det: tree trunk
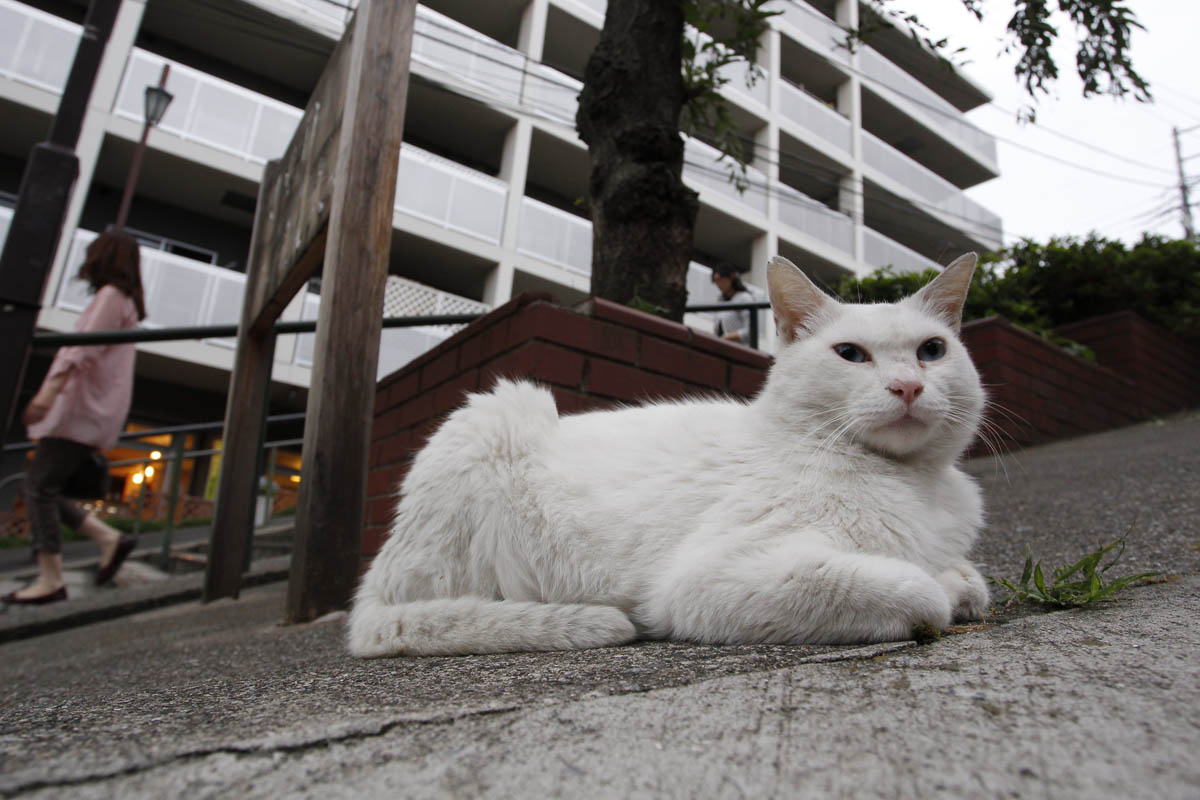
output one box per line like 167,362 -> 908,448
577,0 -> 698,321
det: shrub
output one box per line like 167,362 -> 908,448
830,234 -> 1200,350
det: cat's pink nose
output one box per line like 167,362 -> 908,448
888,380 -> 924,405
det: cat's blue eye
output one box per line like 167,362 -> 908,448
833,343 -> 870,363
918,338 -> 947,362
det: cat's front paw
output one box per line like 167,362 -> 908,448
935,563 -> 989,622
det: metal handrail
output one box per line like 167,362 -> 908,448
30,313 -> 487,348
31,303 -> 771,350
686,301 -> 770,349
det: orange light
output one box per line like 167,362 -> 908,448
150,450 -> 162,460
290,475 -> 301,483
131,472 -> 144,485
144,465 -> 155,478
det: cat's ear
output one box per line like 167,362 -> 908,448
768,255 -> 836,344
905,252 -> 977,333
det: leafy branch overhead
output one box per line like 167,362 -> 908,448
846,0 -> 1150,120
680,1 -> 778,189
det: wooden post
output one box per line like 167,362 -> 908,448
206,0 -> 416,601
286,0 -> 417,623
204,215 -> 278,598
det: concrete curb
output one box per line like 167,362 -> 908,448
0,555 -> 291,644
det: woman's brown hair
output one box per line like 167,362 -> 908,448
78,231 -> 146,320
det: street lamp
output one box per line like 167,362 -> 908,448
114,64 -> 173,232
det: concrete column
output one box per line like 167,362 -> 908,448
484,0 -> 548,307
750,232 -> 779,353
759,28 -> 781,233
40,0 -> 148,318
835,0 -> 865,272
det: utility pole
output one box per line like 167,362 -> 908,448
0,0 -> 123,442
1172,125 -> 1196,241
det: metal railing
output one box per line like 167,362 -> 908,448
2,413 -> 305,569
684,301 -> 771,350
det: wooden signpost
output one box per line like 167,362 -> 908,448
205,0 -> 417,624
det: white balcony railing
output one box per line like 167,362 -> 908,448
863,227 -> 943,275
120,52 -> 508,244
862,130 -> 1002,248
56,229 -> 245,350
396,145 -> 508,244
0,0 -> 79,94
778,80 -> 852,155
774,0 -> 850,66
412,8 -> 531,111
51,226 -> 488,382
684,138 -> 769,217
859,47 -> 998,168
722,58 -> 769,108
517,197 -> 593,275
521,60 -> 583,126
115,49 -> 303,164
777,185 -> 854,255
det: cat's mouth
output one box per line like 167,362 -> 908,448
876,412 -> 929,432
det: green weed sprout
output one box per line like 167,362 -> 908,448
987,539 -> 1158,608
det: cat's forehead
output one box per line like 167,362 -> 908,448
820,301 -> 951,343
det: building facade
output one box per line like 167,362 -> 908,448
0,0 -> 1001,500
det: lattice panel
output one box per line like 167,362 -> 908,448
383,275 -> 489,333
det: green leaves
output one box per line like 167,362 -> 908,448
855,1 -> 1150,103
830,235 -> 1200,353
987,539 -> 1158,608
680,1 -> 779,191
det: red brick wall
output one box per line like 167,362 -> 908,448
364,293 -> 771,563
1055,311 -> 1200,415
961,316 -> 1143,451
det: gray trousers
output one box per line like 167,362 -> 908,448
24,437 -> 91,555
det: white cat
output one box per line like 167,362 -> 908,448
348,254 -> 989,657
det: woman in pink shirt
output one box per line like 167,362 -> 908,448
3,232 -> 145,605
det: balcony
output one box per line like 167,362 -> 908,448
777,184 -> 853,255
774,0 -> 850,67
684,138 -> 769,218
861,130 -> 1002,249
396,145 -> 508,244
54,228 -> 247,352
121,49 -> 509,245
47,225 -> 488,383
115,49 -> 301,165
859,46 -> 998,172
0,0 -> 79,95
778,79 -> 851,156
517,196 -> 592,276
862,227 -> 943,275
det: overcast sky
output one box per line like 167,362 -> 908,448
914,0 -> 1199,247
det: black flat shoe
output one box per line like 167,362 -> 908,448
96,535 -> 136,586
2,586 -> 68,605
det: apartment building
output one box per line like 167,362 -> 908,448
0,0 -> 1001,499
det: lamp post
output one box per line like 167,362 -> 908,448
114,64 -> 173,232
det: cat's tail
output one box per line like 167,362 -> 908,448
346,595 -> 638,658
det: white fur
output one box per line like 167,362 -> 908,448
348,256 -> 988,657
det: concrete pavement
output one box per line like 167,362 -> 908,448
0,413 -> 1196,798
